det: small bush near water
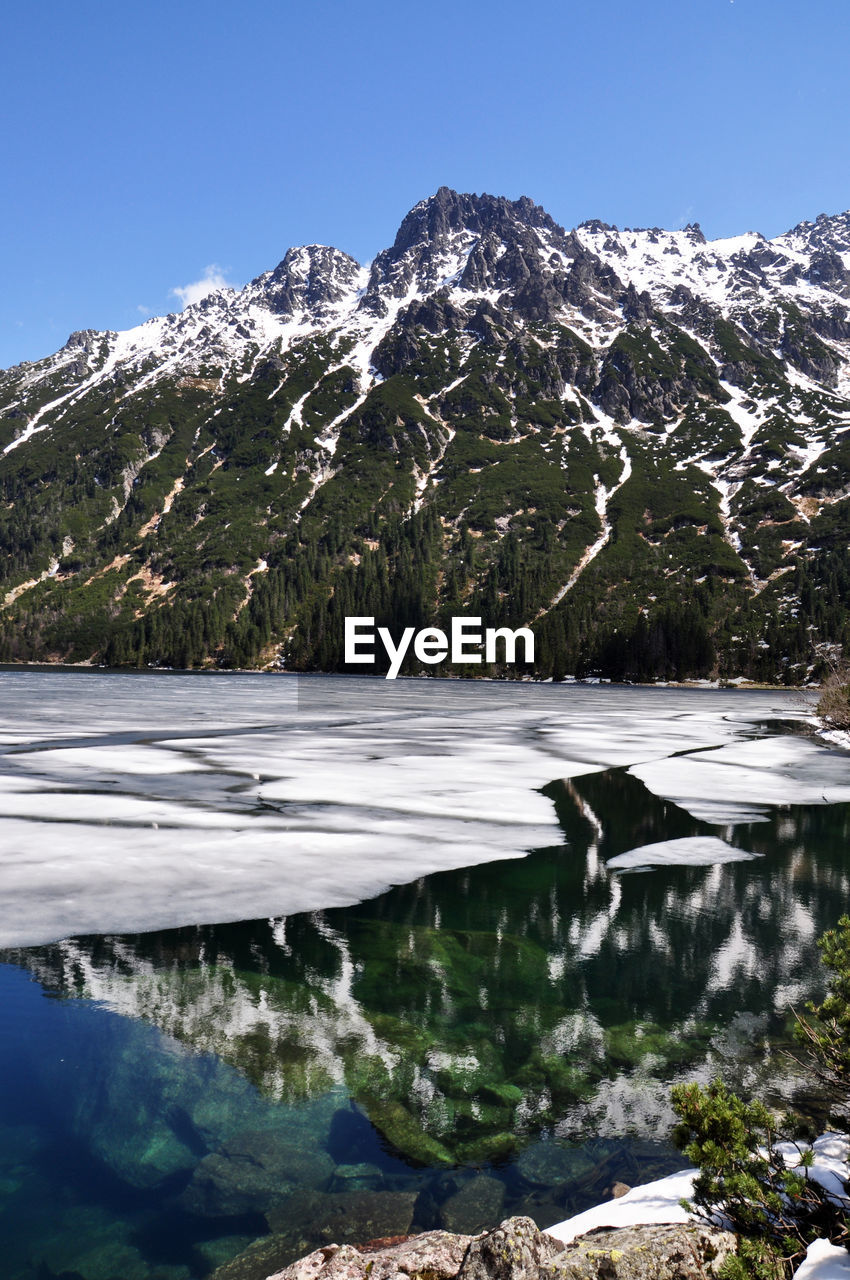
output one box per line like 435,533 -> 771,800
672,917 -> 850,1279
817,665 -> 850,732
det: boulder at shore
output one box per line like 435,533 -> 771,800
257,1214 -> 737,1280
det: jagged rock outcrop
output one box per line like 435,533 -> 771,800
260,247 -> 363,319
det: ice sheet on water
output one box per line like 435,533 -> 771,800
630,736 -> 850,822
607,835 -> 760,871
0,672 -> 825,946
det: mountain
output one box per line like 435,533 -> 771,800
1,187 -> 849,680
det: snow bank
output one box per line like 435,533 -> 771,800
547,1133 -> 850,1256
776,1133 -> 850,1206
546,1168 -> 697,1244
796,1240 -> 850,1280
818,728 -> 850,753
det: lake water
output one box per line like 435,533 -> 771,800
0,672 -> 848,1280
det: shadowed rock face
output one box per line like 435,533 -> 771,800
250,1216 -> 737,1280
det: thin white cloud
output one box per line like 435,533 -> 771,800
171,265 -> 232,309
136,304 -> 150,316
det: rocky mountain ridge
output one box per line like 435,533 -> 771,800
1,187 -> 849,678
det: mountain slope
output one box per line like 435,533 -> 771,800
1,187 -> 849,680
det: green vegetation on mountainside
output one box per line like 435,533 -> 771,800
1,304 -> 849,682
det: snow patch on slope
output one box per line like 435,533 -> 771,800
535,436 -> 632,619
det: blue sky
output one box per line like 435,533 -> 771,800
1,0 -> 848,369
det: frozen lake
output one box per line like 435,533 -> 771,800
0,670 -> 844,947
1,672 -> 849,1280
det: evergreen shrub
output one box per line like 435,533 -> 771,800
672,918 -> 850,1277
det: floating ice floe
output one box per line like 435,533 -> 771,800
606,835 -> 761,871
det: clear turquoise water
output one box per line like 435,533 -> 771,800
2,753 -> 849,1280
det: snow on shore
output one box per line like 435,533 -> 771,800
547,1168 -> 697,1244
819,728 -> 850,753
548,1133 -> 850,1280
796,1240 -> 850,1280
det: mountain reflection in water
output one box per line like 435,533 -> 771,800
2,765 -> 849,1279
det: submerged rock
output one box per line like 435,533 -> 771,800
477,1082 -> 524,1108
213,1231 -> 307,1280
223,1130 -> 336,1187
356,1095 -> 454,1167
440,1175 -> 506,1234
180,1130 -> 335,1217
454,1131 -> 519,1165
211,1188 -> 419,1278
179,1150 -> 295,1217
265,1188 -> 418,1245
198,1233 -> 259,1273
516,1143 -> 596,1189
330,1162 -> 386,1191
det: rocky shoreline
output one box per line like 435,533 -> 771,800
211,1132 -> 850,1280
203,1154 -> 687,1280
257,1216 -> 737,1280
